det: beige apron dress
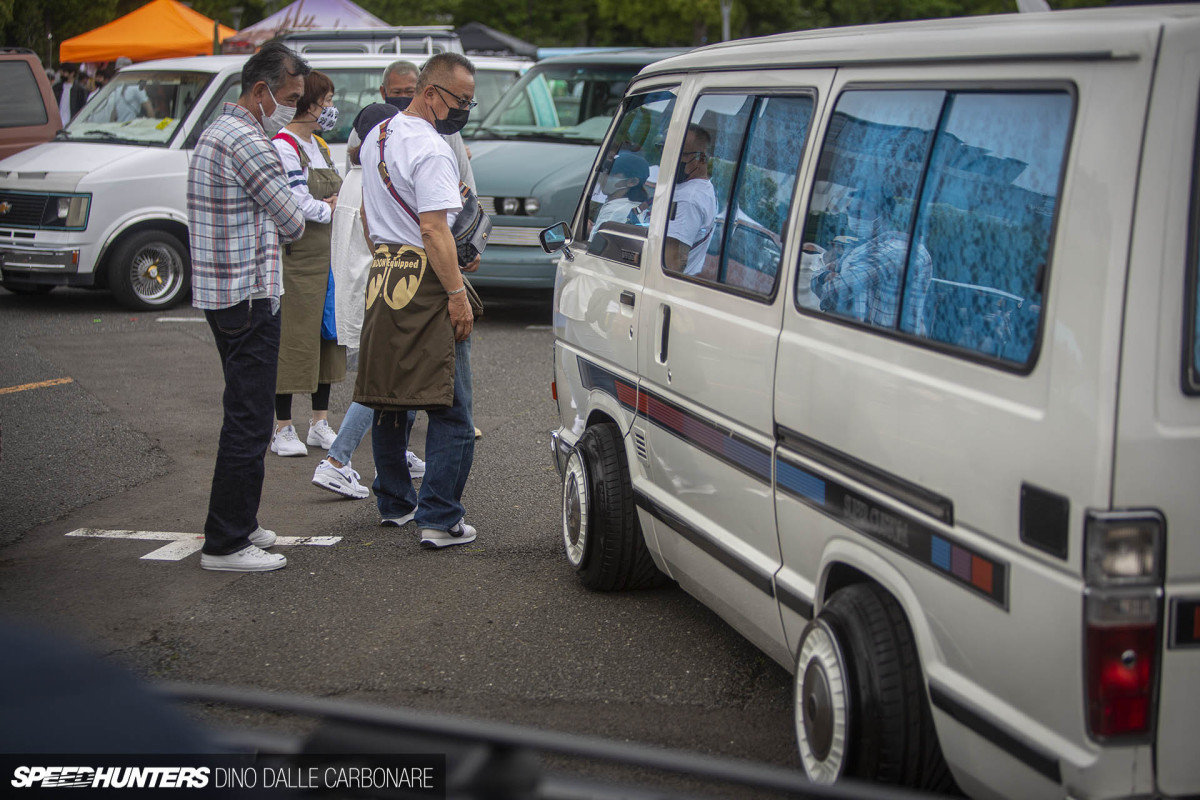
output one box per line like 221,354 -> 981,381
276,133 -> 346,395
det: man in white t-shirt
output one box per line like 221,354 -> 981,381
665,124 -> 718,277
358,53 -> 480,550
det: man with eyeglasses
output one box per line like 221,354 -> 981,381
665,124 -> 717,277
356,53 -> 482,550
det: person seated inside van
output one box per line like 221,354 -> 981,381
591,152 -> 650,236
809,191 -> 933,334
664,124 -> 717,277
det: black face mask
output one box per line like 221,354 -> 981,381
384,96 -> 412,111
675,162 -> 691,184
434,106 -> 470,136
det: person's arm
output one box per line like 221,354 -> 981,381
419,210 -> 472,341
232,134 -> 305,244
272,138 -> 332,223
664,199 -> 700,271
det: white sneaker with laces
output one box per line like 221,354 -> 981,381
248,526 -> 276,548
312,459 -> 369,499
307,419 -> 337,449
271,424 -> 308,457
419,520 -> 477,549
200,544 -> 287,572
406,451 -> 426,478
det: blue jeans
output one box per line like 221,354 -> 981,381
202,299 -> 279,555
372,338 -> 473,530
328,403 -> 414,465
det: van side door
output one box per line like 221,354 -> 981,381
1114,17 -> 1200,796
552,86 -> 680,439
635,73 -> 830,667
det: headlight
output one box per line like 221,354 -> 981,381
496,197 -> 541,216
42,195 -> 90,228
501,197 -> 520,215
523,197 -> 540,215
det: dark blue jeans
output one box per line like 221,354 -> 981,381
372,338 -> 474,531
202,299 -> 280,555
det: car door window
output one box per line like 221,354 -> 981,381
798,88 -> 1072,369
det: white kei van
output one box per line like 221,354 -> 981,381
540,6 -> 1200,800
0,52 -> 523,309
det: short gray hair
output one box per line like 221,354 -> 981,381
241,42 -> 310,97
415,53 -> 475,92
382,60 -> 419,86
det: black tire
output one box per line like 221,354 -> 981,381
2,281 -> 54,295
108,230 -> 190,311
793,583 -> 956,792
561,422 -> 667,591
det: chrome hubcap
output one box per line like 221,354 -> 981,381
562,450 -> 588,568
130,243 -> 182,303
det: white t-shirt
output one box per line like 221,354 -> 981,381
592,197 -> 642,233
272,132 -> 337,224
360,113 -> 461,248
668,177 -> 717,276
58,81 -> 74,125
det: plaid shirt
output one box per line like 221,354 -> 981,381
188,103 -> 304,311
814,231 -> 932,334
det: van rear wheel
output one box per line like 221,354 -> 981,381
561,422 -> 665,591
108,230 -> 190,311
794,583 -> 955,791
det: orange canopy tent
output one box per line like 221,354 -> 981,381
60,0 -> 236,63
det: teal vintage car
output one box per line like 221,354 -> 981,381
465,49 -> 687,289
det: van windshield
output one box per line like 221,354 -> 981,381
468,64 -> 640,145
64,71 -> 212,146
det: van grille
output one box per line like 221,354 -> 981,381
488,226 -> 542,247
0,192 -> 49,228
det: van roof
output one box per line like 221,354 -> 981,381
642,4 -> 1200,77
534,47 -> 691,69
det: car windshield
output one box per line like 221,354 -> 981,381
65,71 -> 212,146
468,64 -> 641,145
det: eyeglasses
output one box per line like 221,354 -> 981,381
433,84 -> 477,111
681,150 -> 707,162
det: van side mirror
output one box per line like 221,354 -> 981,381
538,222 -> 574,261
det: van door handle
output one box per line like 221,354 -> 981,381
659,305 -> 671,364
619,291 -> 636,307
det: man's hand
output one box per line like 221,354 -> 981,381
324,193 -> 338,213
448,290 -> 473,341
462,254 -> 481,273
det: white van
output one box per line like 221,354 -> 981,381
540,6 -> 1200,800
0,53 -> 523,309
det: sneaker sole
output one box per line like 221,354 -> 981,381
312,474 -> 369,499
381,511 -> 416,527
200,555 -> 287,572
419,531 -> 477,549
409,467 -> 426,478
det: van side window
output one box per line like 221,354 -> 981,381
580,89 -> 678,254
1,60 -> 50,127
664,93 -> 814,297
799,89 -> 1072,369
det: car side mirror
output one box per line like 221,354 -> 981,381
539,222 -> 574,261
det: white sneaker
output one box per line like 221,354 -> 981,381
381,506 -> 417,527
419,520 -> 477,549
271,424 -> 308,457
200,544 -> 287,572
406,451 -> 426,478
248,526 -> 276,548
312,459 -> 369,499
307,418 -> 337,449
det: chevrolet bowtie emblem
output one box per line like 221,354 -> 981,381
0,202 -> 11,215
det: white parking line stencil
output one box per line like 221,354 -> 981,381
65,529 -> 341,561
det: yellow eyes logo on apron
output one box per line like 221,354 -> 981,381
366,244 -> 426,311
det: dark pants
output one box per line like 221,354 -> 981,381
202,299 -> 280,555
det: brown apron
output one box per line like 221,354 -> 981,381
276,133 -> 346,395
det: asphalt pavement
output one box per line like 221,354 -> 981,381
0,286 -> 800,795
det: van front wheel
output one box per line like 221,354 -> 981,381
561,423 -> 665,591
794,583 -> 954,791
109,231 -> 190,311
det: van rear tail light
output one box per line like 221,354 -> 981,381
1083,511 -> 1164,740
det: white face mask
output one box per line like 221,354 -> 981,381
316,104 -> 339,131
259,86 -> 296,136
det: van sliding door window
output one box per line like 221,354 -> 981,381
664,93 -> 814,298
581,89 -> 678,259
799,89 -> 1073,369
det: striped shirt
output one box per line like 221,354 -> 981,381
813,231 -> 932,334
187,103 -> 304,311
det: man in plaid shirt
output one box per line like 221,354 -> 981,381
188,43 -> 308,572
